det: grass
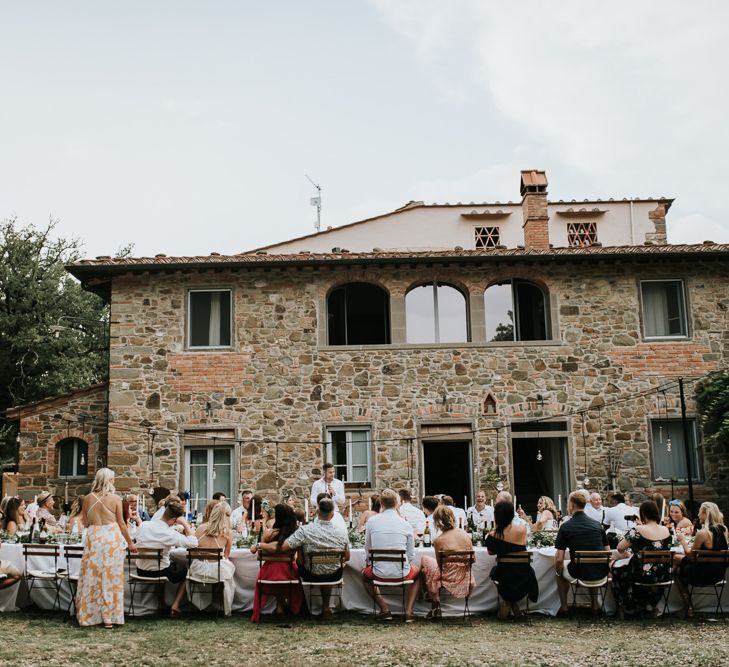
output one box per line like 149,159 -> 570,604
1,611 -> 729,667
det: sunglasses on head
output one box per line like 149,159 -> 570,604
669,500 -> 682,507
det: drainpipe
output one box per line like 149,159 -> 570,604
629,201 -> 635,245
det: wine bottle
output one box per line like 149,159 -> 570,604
29,517 -> 37,543
423,523 -> 431,547
39,519 -> 48,544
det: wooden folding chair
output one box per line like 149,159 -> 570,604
493,550 -> 532,624
684,549 -> 729,621
366,549 -> 415,621
59,545 -> 85,621
126,548 -> 166,617
437,549 -> 476,624
634,550 -> 674,624
300,550 -> 346,618
257,551 -> 300,622
23,544 -> 63,611
186,547 -> 224,617
569,551 -> 611,623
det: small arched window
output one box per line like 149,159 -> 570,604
406,282 -> 469,343
327,283 -> 390,345
485,280 -> 550,342
58,438 -> 88,477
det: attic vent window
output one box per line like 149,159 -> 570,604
474,226 -> 500,249
567,222 -> 598,247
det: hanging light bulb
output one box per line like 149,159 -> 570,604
80,452 -> 86,467
212,468 -> 217,480
584,476 -> 590,487
666,436 -> 672,453
658,424 -> 664,446
536,449 -> 543,461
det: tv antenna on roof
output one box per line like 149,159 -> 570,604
305,174 -> 322,232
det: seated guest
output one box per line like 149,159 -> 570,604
584,493 -> 605,524
135,500 -> 198,618
1,497 -> 29,536
611,500 -> 672,616
195,499 -> 221,538
486,501 -> 537,619
422,495 -> 440,537
152,494 -> 181,521
357,495 -> 380,532
294,507 -> 306,525
212,491 -> 227,502
555,491 -> 610,614
467,490 -> 494,530
67,495 -> 86,533
675,501 -> 729,617
249,504 -> 304,622
189,502 -> 236,616
126,494 -> 150,524
496,491 -> 528,527
35,491 -> 60,532
316,492 -> 347,532
362,488 -> 420,622
602,492 -> 634,530
257,496 -> 350,617
518,496 -> 558,531
231,489 -> 252,529
286,495 -> 297,508
441,496 -> 467,528
420,505 -> 475,620
667,499 -> 693,534
398,489 -> 426,535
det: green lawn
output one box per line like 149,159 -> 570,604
1,612 -> 728,667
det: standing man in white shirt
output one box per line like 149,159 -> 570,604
310,463 -> 346,514
397,489 -> 426,534
135,500 -> 198,617
362,489 -> 420,621
467,489 -> 494,530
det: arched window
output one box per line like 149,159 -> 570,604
58,438 -> 88,477
485,280 -> 550,342
406,282 -> 469,344
327,283 -> 390,345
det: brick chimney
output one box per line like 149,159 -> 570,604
520,169 -> 549,250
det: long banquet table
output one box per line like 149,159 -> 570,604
1,542 -> 726,617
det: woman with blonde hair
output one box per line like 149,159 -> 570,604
68,495 -> 85,533
675,501 -> 728,617
195,499 -> 221,538
75,468 -> 137,628
518,496 -> 558,531
188,501 -> 236,615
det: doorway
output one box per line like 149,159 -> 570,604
511,436 -> 569,518
422,440 -> 472,505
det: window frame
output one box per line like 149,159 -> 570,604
325,426 -> 373,487
405,280 -> 471,344
474,226 -> 501,248
186,288 -> 234,350
183,444 -> 235,514
639,279 -> 689,340
57,438 -> 88,478
648,417 -> 703,483
326,282 -> 391,346
484,279 -> 551,342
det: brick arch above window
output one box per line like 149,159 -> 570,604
48,431 -> 95,479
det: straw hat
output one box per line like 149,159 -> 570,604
37,491 -> 53,506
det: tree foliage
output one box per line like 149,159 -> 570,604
0,218 -> 108,463
696,371 -> 729,449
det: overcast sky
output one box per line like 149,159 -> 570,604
1,1 -> 728,258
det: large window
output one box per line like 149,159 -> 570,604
185,446 -> 234,514
485,280 -> 550,341
58,438 -> 88,477
327,283 -> 390,345
326,428 -> 372,485
641,280 -> 688,338
405,282 -> 469,344
650,419 -> 702,482
188,289 -> 232,348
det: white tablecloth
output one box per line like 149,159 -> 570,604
2,543 -> 727,617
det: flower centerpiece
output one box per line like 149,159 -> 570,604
529,530 -> 557,549
348,526 -> 365,548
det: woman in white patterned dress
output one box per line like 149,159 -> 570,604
75,468 -> 137,628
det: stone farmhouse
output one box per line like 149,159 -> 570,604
6,170 -> 729,513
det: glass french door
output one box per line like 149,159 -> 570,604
185,447 -> 233,515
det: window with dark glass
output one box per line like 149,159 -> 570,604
188,289 -> 232,348
326,428 -> 371,484
484,280 -> 550,341
650,419 -> 702,482
327,283 -> 390,345
405,282 -> 469,344
58,438 -> 88,477
640,280 -> 688,338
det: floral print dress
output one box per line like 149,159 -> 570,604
612,528 -> 672,612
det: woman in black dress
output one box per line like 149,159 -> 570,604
486,501 -> 538,618
611,500 -> 672,616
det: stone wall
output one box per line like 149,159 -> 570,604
12,384 -> 108,502
105,257 -> 729,507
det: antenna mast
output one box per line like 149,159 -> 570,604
305,174 -> 322,232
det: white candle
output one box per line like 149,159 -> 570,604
661,497 -> 667,520
251,498 -> 255,526
194,494 -> 199,514
64,482 -> 68,504
490,499 -> 494,509
558,494 -> 562,512
514,495 -> 517,510
304,498 -> 309,523
464,495 -> 468,510
368,496 -> 372,511
349,498 -> 353,519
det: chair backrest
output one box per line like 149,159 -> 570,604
496,550 -> 533,566
572,550 -> 611,566
639,550 -> 674,566
187,547 -> 223,563
691,549 -> 729,567
23,544 -> 60,558
258,550 -> 296,565
368,548 -> 406,565
306,550 -> 346,571
128,547 -> 163,570
62,545 -> 85,561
